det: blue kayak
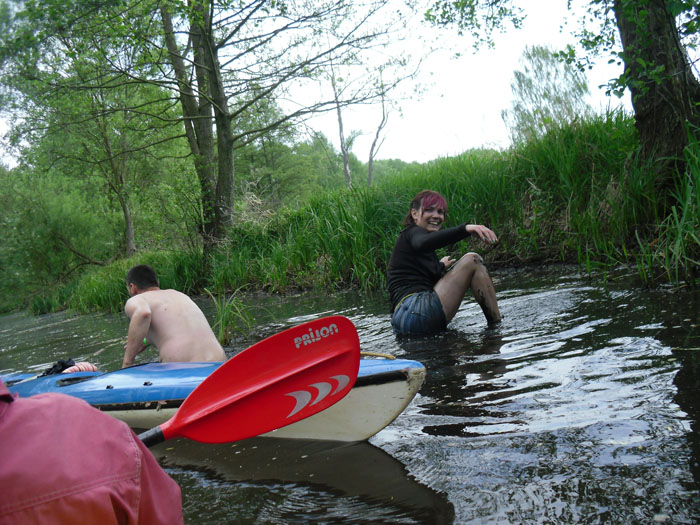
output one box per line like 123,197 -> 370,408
3,358 -> 426,442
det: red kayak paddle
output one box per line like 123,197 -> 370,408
139,315 -> 360,447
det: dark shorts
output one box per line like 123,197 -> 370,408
391,290 -> 447,336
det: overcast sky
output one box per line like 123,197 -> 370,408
309,2 -> 632,163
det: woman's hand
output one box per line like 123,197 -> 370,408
466,224 -> 498,244
440,256 -> 456,270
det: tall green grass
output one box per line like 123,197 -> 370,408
204,287 -> 256,344
210,186 -> 401,293
206,109 -> 696,294
634,128 -> 700,285
66,250 -> 203,314
26,110 -> 698,314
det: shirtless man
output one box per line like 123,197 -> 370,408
122,264 -> 226,368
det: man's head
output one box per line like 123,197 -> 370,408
126,265 -> 159,296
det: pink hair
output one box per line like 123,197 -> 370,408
403,190 -> 447,226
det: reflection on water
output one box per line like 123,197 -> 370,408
1,266 -> 699,523
151,437 -> 454,524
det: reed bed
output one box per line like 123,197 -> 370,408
36,110 -> 699,316
207,110 -> 696,292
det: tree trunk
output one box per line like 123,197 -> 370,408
329,62 -> 352,189
117,108 -> 136,257
368,92 -> 389,186
613,0 -> 700,188
335,99 -> 352,189
161,3 -> 235,261
93,110 -> 136,258
120,197 -> 137,257
161,5 -> 218,260
192,2 -> 235,242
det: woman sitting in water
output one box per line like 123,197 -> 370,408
387,190 -> 501,336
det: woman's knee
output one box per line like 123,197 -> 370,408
455,252 -> 484,268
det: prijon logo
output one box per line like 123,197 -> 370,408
285,374 -> 350,418
293,323 -> 339,348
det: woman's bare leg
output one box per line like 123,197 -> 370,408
434,253 -> 501,325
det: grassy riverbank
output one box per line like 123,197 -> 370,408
28,111 -> 700,314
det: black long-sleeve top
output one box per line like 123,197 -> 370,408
387,223 -> 469,312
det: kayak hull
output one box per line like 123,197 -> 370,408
4,358 -> 425,442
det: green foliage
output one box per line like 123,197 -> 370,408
2,0 -> 418,258
0,129 -> 201,313
66,250 -> 203,314
234,131 -> 351,212
424,0 -> 525,48
0,167 -> 122,308
4,110 -> 699,315
209,184 -> 400,293
503,45 -> 593,144
0,0 -> 202,301
503,109 -> 653,263
368,158 -> 420,181
204,288 -> 256,345
207,111 -> 697,295
635,126 -> 700,284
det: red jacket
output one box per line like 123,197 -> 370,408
0,380 -> 183,524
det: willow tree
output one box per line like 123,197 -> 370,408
426,0 -> 700,188
502,45 -> 593,144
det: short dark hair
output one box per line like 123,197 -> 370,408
126,264 -> 159,289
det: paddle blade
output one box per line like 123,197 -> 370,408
158,315 -> 360,444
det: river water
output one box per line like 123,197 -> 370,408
1,266 -> 699,524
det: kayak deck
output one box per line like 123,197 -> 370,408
5,358 -> 426,442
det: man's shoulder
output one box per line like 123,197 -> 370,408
125,294 -> 148,312
159,289 -> 190,300
140,288 -> 187,299
147,289 -> 196,310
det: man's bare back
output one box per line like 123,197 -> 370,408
123,287 -> 226,368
